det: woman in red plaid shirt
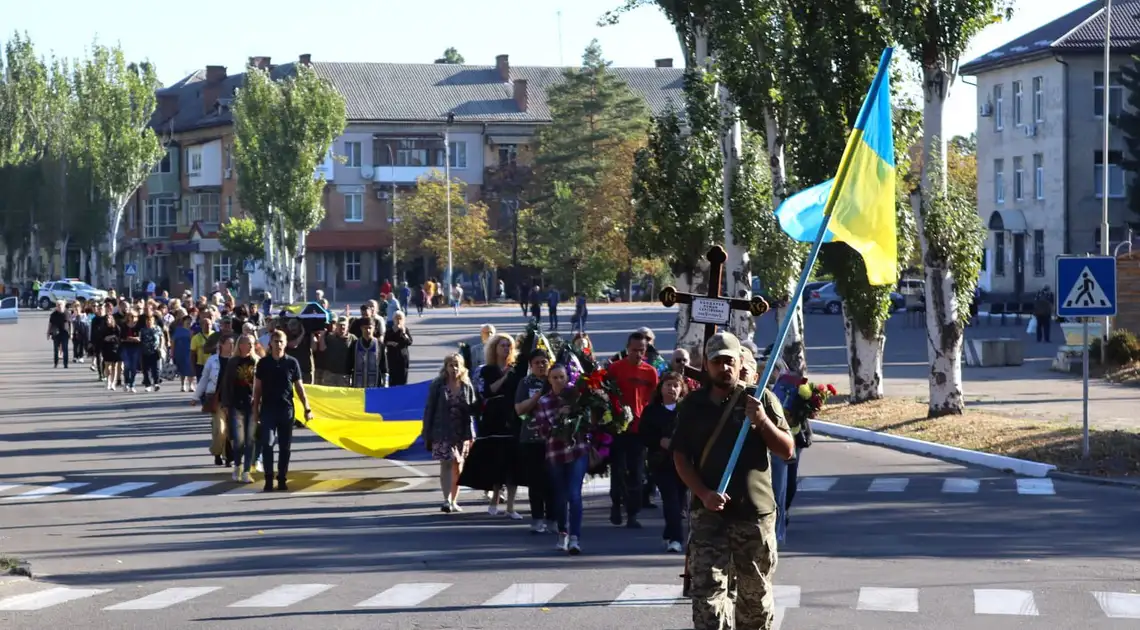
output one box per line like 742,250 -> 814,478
532,363 -> 592,555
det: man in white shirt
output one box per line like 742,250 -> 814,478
451,283 -> 464,315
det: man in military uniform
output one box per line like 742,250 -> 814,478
671,332 -> 795,630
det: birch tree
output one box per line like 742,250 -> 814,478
232,63 -> 346,303
880,0 -> 1012,415
71,43 -> 164,288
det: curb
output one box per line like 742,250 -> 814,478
1047,470 -> 1140,490
811,420 -> 1056,478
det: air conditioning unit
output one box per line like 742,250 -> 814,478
1024,125 -> 1037,137
361,166 -> 375,179
376,189 -> 389,200
979,102 -> 994,117
224,167 -> 232,179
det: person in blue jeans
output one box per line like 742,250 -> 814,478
252,330 -> 314,492
118,310 -> 144,392
532,364 -> 590,555
639,371 -> 690,553
221,334 -> 262,483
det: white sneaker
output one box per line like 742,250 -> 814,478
450,502 -> 463,513
556,533 -> 569,551
232,465 -> 240,481
254,461 -> 263,473
530,521 -> 547,534
488,506 -> 502,516
506,511 -> 523,521
667,540 -> 683,553
240,471 -> 253,484
145,386 -> 153,393
568,535 -> 581,555
128,386 -> 136,393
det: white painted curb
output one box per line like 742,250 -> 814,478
812,420 -> 1057,478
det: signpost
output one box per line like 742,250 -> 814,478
124,263 -> 137,300
659,246 -> 770,381
1055,255 -> 1117,459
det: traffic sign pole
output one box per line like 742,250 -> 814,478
1082,317 -> 1090,459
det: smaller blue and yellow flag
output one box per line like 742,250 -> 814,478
776,48 -> 898,286
294,381 -> 430,461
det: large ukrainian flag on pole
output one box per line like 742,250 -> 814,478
776,48 -> 899,286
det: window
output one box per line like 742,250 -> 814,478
212,255 -> 232,284
344,141 -> 362,168
1095,150 -> 1125,198
994,85 -> 1004,131
396,139 -> 430,166
189,151 -> 202,174
1032,76 -> 1044,122
344,193 -> 363,222
994,232 -> 1006,276
225,196 -> 234,220
498,144 -> 518,167
448,141 -> 467,168
1012,80 -> 1023,126
187,193 -> 220,223
315,254 -> 325,282
1094,71 -> 1123,118
144,196 -> 178,239
994,159 -> 1005,204
1032,153 -> 1044,200
1013,156 -> 1024,200
344,251 -> 361,282
1033,230 -> 1045,277
981,248 -> 987,272
151,150 -> 172,174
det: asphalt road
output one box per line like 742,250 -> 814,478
1,306 -> 1138,630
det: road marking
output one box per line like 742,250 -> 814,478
942,478 -> 981,493
481,583 -> 567,607
868,478 -> 909,492
222,484 -> 264,496
296,479 -> 366,494
355,583 -> 452,608
0,587 -> 111,611
610,584 -> 684,607
797,477 -> 838,492
147,481 -> 223,498
105,586 -> 221,610
228,584 -> 334,608
973,589 -> 1039,616
385,459 -> 430,478
84,482 -> 158,499
1094,591 -> 1140,618
856,587 -> 919,613
1015,479 -> 1055,495
775,585 -> 801,608
3,482 -> 88,501
0,484 -> 23,495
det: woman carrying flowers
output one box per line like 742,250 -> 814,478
532,363 -> 591,555
771,368 -> 835,542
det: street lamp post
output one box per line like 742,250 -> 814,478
444,112 -> 455,291
386,145 -> 398,285
1101,0 -> 1113,362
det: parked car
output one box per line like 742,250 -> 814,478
37,280 -> 108,310
806,282 -> 905,314
0,295 -> 17,324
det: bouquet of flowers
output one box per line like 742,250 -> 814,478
784,378 -> 838,428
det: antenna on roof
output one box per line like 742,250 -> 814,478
557,10 -> 564,65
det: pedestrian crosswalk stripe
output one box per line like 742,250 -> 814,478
775,585 -> 801,609
297,479 -> 368,494
0,484 -> 22,495
3,483 -> 89,501
355,583 -> 452,608
942,478 -> 981,493
856,587 -> 919,613
146,481 -> 222,497
482,583 -> 567,607
868,477 -> 909,492
797,477 -> 839,492
974,589 -> 1039,616
1015,479 -> 1055,495
610,584 -> 684,607
222,484 -> 262,496
228,584 -> 334,608
85,482 -> 157,499
1094,591 -> 1140,618
104,586 -> 221,611
0,587 -> 110,611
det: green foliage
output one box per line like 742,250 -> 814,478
877,0 -> 1013,70
0,32 -> 45,167
737,131 -> 806,301
919,153 -> 986,328
434,47 -> 465,64
1103,329 -> 1140,366
630,70 -> 722,277
1117,55 -> 1140,221
219,217 -> 265,263
394,171 -> 505,273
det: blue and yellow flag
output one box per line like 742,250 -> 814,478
294,381 -> 430,461
776,48 -> 898,286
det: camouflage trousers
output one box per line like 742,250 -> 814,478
689,509 -> 778,630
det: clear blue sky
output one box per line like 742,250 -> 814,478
12,0 -> 1086,139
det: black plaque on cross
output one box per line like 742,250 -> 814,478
659,246 -> 770,381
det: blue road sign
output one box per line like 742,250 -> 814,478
244,259 -> 256,273
1056,256 -> 1116,317
124,263 -> 138,277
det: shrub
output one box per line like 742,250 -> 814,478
1105,329 -> 1140,366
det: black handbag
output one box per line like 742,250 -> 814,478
794,418 -> 814,449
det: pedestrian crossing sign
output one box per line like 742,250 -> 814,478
1055,256 -> 1116,317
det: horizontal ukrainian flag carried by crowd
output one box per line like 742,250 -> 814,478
294,382 -> 431,461
775,48 -> 899,286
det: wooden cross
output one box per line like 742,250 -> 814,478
659,246 -> 770,381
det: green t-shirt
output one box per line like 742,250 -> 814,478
670,385 -> 791,520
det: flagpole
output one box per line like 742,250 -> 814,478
716,47 -> 895,495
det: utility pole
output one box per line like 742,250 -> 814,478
444,112 -> 455,290
386,144 -> 398,284
1101,0 -> 1113,363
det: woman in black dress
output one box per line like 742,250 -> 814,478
458,332 -> 521,516
384,311 -> 413,386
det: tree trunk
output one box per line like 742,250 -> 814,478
293,229 -> 307,302
675,263 -> 709,363
79,249 -> 88,284
764,107 -> 807,374
88,248 -> 99,288
58,235 -> 70,279
103,198 -> 125,289
842,303 -> 885,402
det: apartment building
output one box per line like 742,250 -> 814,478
962,0 -> 1140,297
130,53 -> 683,300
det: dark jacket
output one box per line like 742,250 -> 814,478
639,401 -> 679,471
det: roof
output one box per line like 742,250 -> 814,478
155,60 -> 685,133
960,0 -> 1139,75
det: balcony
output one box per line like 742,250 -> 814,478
484,164 -> 533,193
372,165 -> 445,185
